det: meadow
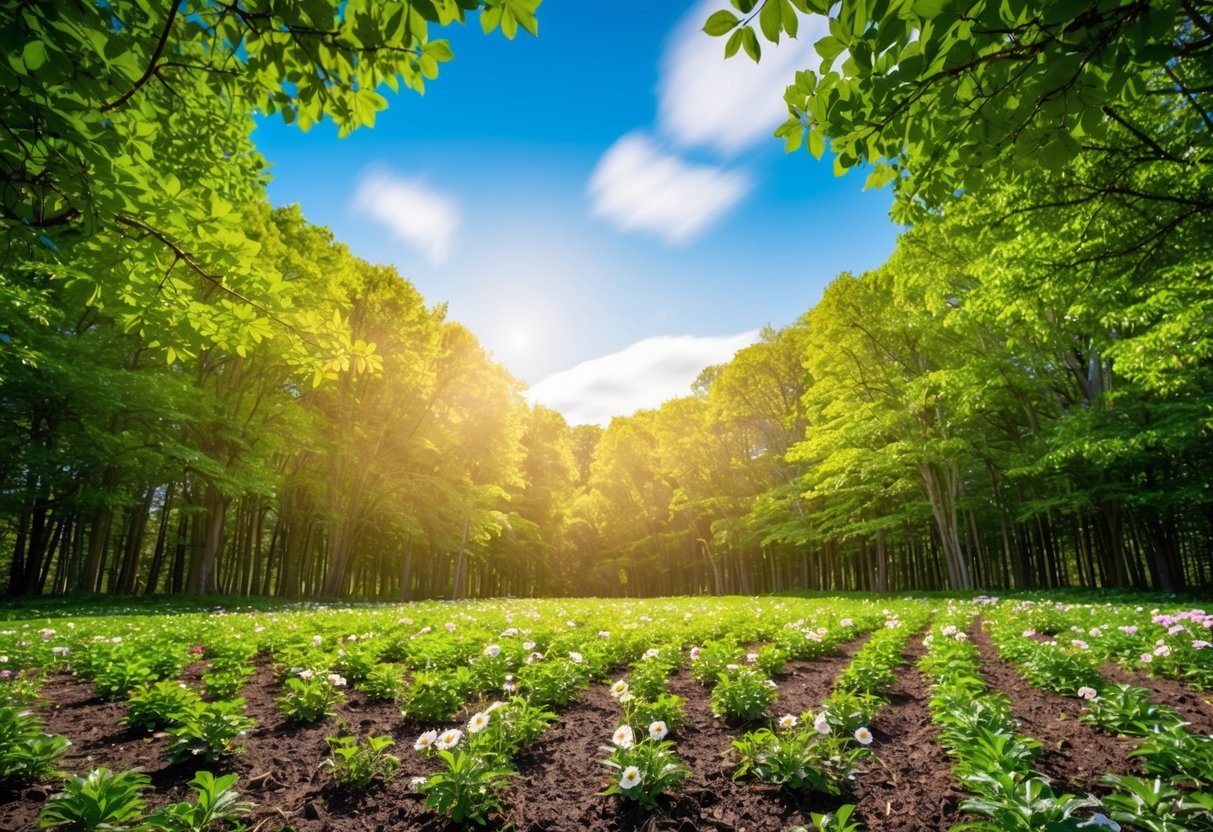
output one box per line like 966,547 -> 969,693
3,594 -> 1213,831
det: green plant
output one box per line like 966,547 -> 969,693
358,664 -> 404,702
690,641 -> 738,684
1081,684 -> 1182,735
400,671 -> 463,723
164,699 -> 254,763
755,644 -> 788,677
0,704 -> 70,784
277,673 -> 345,723
334,647 -> 378,684
627,659 -> 670,700
601,737 -> 689,809
201,667 -> 253,700
38,768 -> 150,831
515,658 -> 589,708
122,681 -> 201,731
732,728 -> 867,794
1131,723 -> 1213,786
811,803 -> 865,832
467,698 -> 556,761
418,750 -> 514,825
956,771 -> 1097,832
710,667 -> 777,723
624,693 -> 687,734
91,656 -> 157,701
142,771 -> 254,832
320,734 -> 401,789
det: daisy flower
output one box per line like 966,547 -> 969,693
610,680 -> 629,698
619,766 -> 643,790
435,728 -> 463,750
779,714 -> 798,730
649,720 -> 668,740
1077,686 -> 1098,700
814,714 -> 830,734
468,711 -> 490,733
612,725 -> 635,748
854,726 -> 873,745
415,730 -> 437,752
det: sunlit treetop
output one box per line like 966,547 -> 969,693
705,0 -> 1212,222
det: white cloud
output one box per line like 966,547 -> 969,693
587,132 -> 750,244
528,330 -> 761,426
351,167 -> 459,266
657,0 -> 825,156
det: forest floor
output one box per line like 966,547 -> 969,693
4,633 -> 1211,832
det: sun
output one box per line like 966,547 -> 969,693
508,329 -> 531,352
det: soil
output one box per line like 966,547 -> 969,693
6,626 -> 1189,832
970,622 -> 1141,794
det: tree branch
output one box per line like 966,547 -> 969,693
101,1 -> 182,113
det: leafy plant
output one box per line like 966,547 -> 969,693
359,663 -> 405,702
601,737 -> 689,809
122,681 -> 201,731
400,671 -> 463,723
957,771 -> 1097,832
1081,684 -> 1182,735
467,698 -> 556,761
38,768 -> 150,831
164,699 -> 254,763
320,733 -> 400,789
142,771 -> 254,832
811,803 -> 864,832
732,728 -> 867,795
278,674 -> 345,723
624,693 -> 687,735
418,750 -> 514,825
710,667 -> 777,723
91,656 -> 157,701
201,667 -> 253,700
0,704 -> 70,784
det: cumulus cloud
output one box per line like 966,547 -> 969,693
587,132 -> 750,244
528,330 -> 761,426
351,167 -> 459,265
657,0 -> 825,156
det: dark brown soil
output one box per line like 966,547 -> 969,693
852,637 -> 970,832
1099,662 -> 1213,734
771,635 -> 869,719
971,623 -> 1141,793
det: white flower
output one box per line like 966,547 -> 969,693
311,635 -> 322,647
814,714 -> 830,734
619,765 -> 643,790
39,629 -> 55,641
612,725 -> 635,748
941,625 -> 958,637
410,775 -> 428,793
1154,644 -> 1171,657
526,651 -> 544,664
1022,629 -> 1036,638
1141,652 -> 1153,664
1071,640 -> 1088,650
445,622 -> 456,632
643,648 -> 659,660
746,652 -> 759,664
484,644 -> 501,658
568,651 -> 583,664
1077,813 -> 1121,830
415,730 -> 437,751
1077,686 -> 1098,701
725,663 -> 740,672
523,641 -> 535,650
689,647 -> 701,660
649,721 -> 668,740
619,691 -> 635,704
598,631 -> 610,639
298,669 -> 314,681
326,673 -> 347,687
435,728 -> 462,750
779,714 -> 798,730
840,618 -> 853,628
51,647 -> 69,656
610,680 -> 629,698
854,727 -> 873,745
468,711 -> 490,733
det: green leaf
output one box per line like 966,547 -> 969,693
741,26 -> 762,62
22,40 -> 48,71
704,10 -> 741,37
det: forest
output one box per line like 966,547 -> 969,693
1,0 -> 1211,600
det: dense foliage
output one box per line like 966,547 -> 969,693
2,1 -> 1209,598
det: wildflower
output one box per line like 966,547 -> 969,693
1154,644 -> 1172,657
643,648 -> 659,660
468,711 -> 490,733
612,725 -> 635,749
610,680 -> 629,698
298,669 -> 314,681
619,692 -> 635,704
619,766 -> 643,790
689,647 -> 701,660
311,635 -> 322,647
568,651 -> 583,664
190,645 -> 205,655
726,663 -> 740,672
1141,652 -> 1153,664
526,651 -> 544,664
435,728 -> 462,750
598,631 -> 610,639
840,618 -> 853,628
1194,641 -> 1211,650
1022,629 -> 1036,638
1077,814 -> 1121,830
649,720 -> 668,740
410,776 -> 428,793
51,646 -> 69,657
39,629 -> 55,641
398,617 -> 414,626
779,714 -> 798,730
854,727 -> 874,745
327,673 -> 347,687
941,625 -> 958,637
1119,625 -> 1138,635
1077,686 -> 1098,700
417,626 -> 432,636
484,644 -> 501,658
814,714 -> 830,734
503,676 -> 517,693
746,653 -> 759,664
415,730 -> 438,751
1071,640 -> 1088,650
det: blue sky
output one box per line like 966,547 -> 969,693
253,1 -> 900,425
